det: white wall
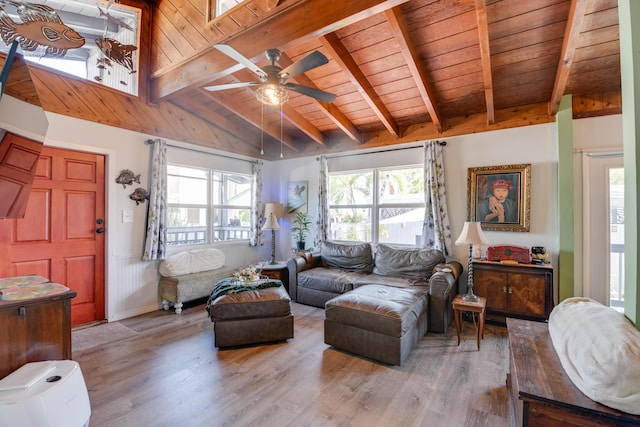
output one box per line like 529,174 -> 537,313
1,94 -> 625,320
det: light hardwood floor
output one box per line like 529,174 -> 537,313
73,302 -> 512,427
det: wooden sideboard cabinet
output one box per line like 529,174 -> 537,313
472,261 -> 553,322
0,289 -> 76,379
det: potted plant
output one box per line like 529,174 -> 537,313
291,211 -> 312,250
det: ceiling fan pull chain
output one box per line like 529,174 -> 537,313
280,103 -> 284,159
261,102 -> 265,155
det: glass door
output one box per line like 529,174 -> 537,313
583,153 -> 624,308
609,167 -> 624,311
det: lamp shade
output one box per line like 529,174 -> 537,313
264,203 -> 284,220
455,222 -> 489,245
262,213 -> 281,231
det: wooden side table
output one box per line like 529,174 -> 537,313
257,261 -> 289,293
452,294 -> 486,351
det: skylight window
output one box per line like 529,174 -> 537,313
0,0 -> 140,95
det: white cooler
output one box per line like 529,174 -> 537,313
0,360 -> 91,427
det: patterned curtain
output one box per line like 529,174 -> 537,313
249,160 -> 264,247
421,140 -> 452,255
142,139 -> 167,260
314,155 -> 330,246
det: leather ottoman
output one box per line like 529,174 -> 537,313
209,285 -> 293,347
324,284 -> 429,365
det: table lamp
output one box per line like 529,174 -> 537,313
455,221 -> 489,302
262,203 -> 284,264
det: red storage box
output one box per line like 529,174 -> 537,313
487,245 -> 530,264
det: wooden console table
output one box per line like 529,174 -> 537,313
0,278 -> 76,379
507,317 -> 640,426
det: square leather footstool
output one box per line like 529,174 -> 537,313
209,285 -> 293,347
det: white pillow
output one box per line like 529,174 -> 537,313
159,249 -> 225,277
548,297 -> 640,415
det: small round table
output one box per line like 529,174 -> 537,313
452,294 -> 486,351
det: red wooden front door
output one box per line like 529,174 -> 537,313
0,146 -> 106,326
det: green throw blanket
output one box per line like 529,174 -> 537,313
205,277 -> 282,313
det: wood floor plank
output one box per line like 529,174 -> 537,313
73,302 -> 510,427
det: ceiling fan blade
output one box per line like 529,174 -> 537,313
214,44 -> 267,80
285,83 -> 336,103
279,51 -> 329,81
204,81 -> 259,92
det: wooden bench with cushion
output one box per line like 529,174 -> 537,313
158,249 -> 236,314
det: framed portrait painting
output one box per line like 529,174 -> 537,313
467,164 -> 531,232
287,180 -> 308,213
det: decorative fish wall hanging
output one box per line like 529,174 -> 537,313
0,1 -> 85,57
116,169 -> 141,189
97,6 -> 134,32
95,37 -> 137,75
129,187 -> 149,206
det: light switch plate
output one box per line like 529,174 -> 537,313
122,209 -> 134,223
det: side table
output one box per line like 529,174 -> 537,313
452,294 -> 486,350
257,261 -> 289,293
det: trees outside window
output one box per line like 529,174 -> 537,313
329,166 -> 424,245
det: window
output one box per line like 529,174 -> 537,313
167,165 -> 253,246
216,0 -> 246,16
329,166 -> 424,246
0,0 -> 140,95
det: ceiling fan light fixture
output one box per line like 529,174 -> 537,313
255,83 -> 289,106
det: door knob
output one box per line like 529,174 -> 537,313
96,227 -> 105,234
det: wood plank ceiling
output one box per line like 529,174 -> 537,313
2,0 -> 622,160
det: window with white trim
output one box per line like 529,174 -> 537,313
0,0 -> 140,95
329,165 -> 424,245
216,0 -> 246,17
167,164 -> 253,246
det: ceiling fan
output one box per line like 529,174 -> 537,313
204,44 -> 336,105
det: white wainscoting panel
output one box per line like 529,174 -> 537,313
108,256 -> 161,321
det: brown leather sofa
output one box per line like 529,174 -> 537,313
287,241 -> 462,333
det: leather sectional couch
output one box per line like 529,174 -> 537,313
287,241 -> 462,333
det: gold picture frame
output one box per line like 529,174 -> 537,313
467,164 -> 531,232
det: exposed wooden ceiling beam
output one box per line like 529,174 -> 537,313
475,0 -> 495,125
291,102 -> 557,158
385,6 -> 444,133
171,94 -> 259,146
279,52 -> 362,142
151,0 -> 410,102
320,32 -> 400,138
200,89 -> 300,152
280,104 -> 326,145
548,0 -> 589,116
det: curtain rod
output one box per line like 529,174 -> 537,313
145,139 -> 257,164
316,140 -> 446,160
